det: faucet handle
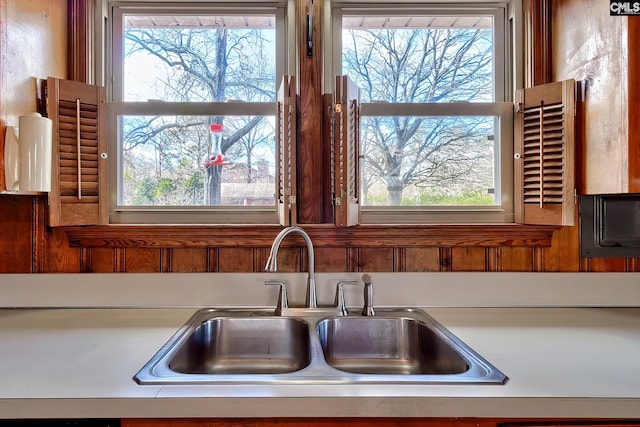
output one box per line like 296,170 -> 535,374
334,280 -> 359,316
265,280 -> 289,315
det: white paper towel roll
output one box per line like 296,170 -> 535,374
19,112 -> 52,192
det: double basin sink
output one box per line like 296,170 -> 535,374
134,307 -> 507,385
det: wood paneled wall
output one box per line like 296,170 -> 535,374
1,0 -> 639,275
1,195 -> 637,274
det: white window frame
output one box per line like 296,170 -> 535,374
328,1 -> 522,224
106,2 -> 290,224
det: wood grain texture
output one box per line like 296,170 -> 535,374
485,247 -> 499,272
0,122 -> 6,192
172,248 -> 208,272
403,248 -> 441,272
61,224 -> 558,248
542,219 -> 581,272
32,193 -> 47,272
46,226 -> 81,272
354,247 -> 395,272
276,76 -> 296,226
121,420 -> 640,427
67,0 -> 93,83
322,94 -> 334,222
296,0 -> 326,223
123,419 -> 640,427
552,0 -> 629,194
524,0 -> 552,87
218,247 -> 256,272
124,248 -> 161,272
451,247 -> 488,271
47,77 -> 108,226
0,195 -> 33,272
584,257 -> 628,272
499,247 -> 534,272
514,80 -> 576,226
629,16 -> 640,192
88,247 -> 117,272
122,418 -> 502,427
208,248 -> 219,273
0,205 -> 637,272
501,424 -> 640,427
314,246 -> 348,272
263,246 -> 303,273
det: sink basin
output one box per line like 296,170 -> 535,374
134,307 -> 507,385
170,317 -> 310,374
317,317 -> 469,375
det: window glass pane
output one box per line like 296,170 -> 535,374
119,115 -> 276,207
342,15 -> 494,102
123,14 -> 277,102
361,116 -> 496,206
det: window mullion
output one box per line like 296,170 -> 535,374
361,102 -> 512,117
109,102 -> 277,117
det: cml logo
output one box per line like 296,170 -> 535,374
610,1 -> 640,15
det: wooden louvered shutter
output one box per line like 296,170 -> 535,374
276,76 -> 296,226
514,79 -> 576,226
47,77 -> 108,226
333,75 -> 361,227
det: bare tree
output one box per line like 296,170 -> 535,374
123,24 -> 275,205
224,117 -> 275,183
343,26 -> 494,205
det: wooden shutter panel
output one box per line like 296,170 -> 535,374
514,79 -> 576,226
334,75 -> 361,227
47,77 -> 108,226
276,76 -> 296,226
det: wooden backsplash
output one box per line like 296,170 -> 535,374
1,195 -> 636,274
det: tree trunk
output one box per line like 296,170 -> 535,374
388,184 -> 403,205
387,155 -> 404,205
205,165 -> 223,205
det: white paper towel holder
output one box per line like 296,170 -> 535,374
18,112 -> 53,193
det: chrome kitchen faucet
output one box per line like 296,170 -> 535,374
265,226 -> 317,308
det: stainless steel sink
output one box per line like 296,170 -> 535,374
317,317 -> 469,375
134,307 -> 507,385
169,317 -> 310,375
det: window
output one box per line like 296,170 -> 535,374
330,2 -> 521,223
109,3 -> 287,224
95,0 -> 526,227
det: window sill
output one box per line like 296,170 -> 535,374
62,223 -> 559,248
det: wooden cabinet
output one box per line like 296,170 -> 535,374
501,424 -> 640,427
551,0 -> 640,194
122,420 -> 640,427
122,419 -> 499,427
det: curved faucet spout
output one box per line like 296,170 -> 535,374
265,226 -> 317,308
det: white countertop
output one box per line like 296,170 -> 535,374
1,306 -> 640,419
